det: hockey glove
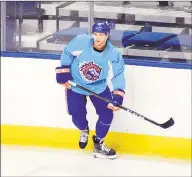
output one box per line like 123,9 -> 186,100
55,65 -> 72,89
107,89 -> 125,111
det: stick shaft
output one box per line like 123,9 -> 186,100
68,81 -> 172,128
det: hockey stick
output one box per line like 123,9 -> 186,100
68,81 -> 174,129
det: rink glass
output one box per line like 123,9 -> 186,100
1,1 -> 191,63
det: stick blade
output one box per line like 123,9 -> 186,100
160,118 -> 174,129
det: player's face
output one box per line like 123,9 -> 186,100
92,32 -> 108,50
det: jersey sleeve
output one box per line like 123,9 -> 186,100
110,51 -> 126,92
60,35 -> 80,66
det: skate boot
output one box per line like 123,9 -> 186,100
92,135 -> 116,159
79,126 -> 89,149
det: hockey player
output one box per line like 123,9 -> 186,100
55,20 -> 125,159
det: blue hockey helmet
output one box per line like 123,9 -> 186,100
92,20 -> 110,35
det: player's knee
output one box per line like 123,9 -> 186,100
99,109 -> 113,125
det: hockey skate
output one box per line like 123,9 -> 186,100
79,126 -> 89,149
92,135 -> 116,159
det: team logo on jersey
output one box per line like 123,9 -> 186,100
79,61 -> 102,82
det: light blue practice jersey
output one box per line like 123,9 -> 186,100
60,34 -> 125,95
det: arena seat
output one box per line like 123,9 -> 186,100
122,32 -> 177,48
16,2 -> 45,16
157,35 -> 192,51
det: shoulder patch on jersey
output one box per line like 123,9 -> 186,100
71,50 -> 83,57
79,61 -> 102,82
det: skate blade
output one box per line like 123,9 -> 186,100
93,152 -> 116,160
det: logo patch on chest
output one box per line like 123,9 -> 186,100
79,61 -> 102,82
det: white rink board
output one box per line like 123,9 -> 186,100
1,57 -> 191,139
